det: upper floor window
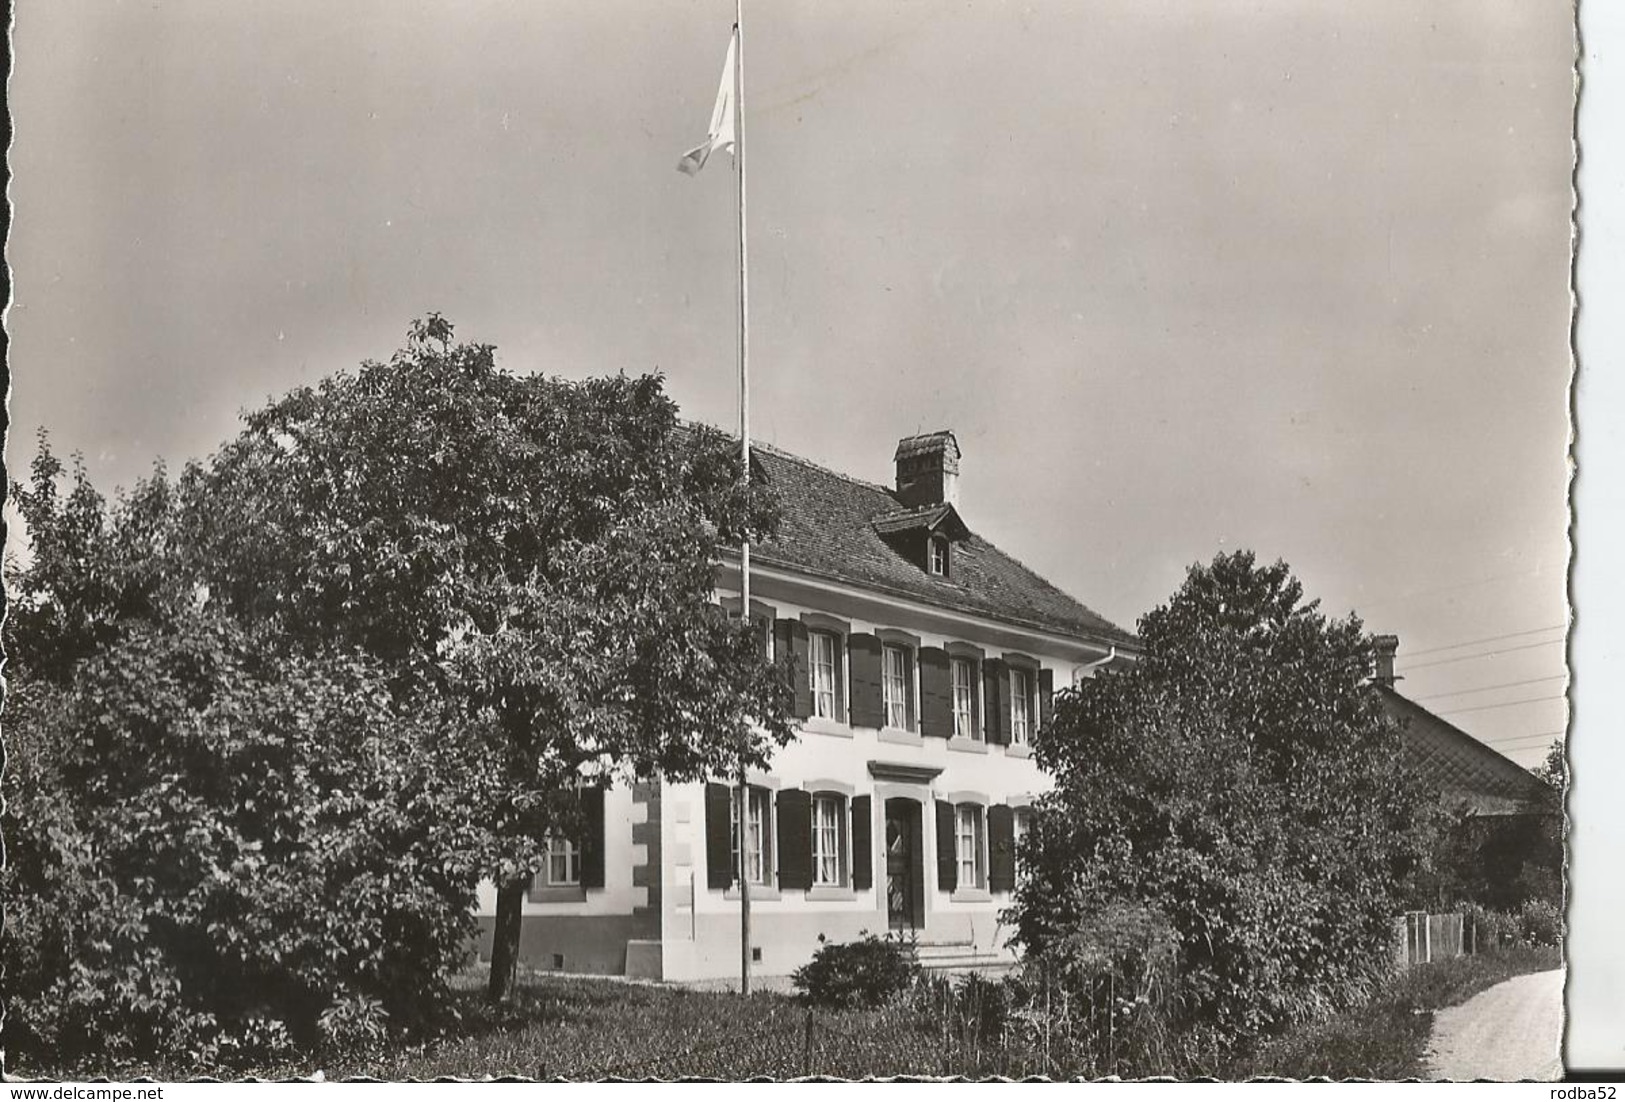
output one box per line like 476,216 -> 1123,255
730,786 -> 774,887
810,631 -> 840,720
928,536 -> 949,576
952,657 -> 979,740
883,644 -> 912,729
725,606 -> 772,659
811,793 -> 847,887
956,803 -> 986,889
1010,667 -> 1034,745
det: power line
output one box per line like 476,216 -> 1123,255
1436,693 -> 1568,718
1397,624 -> 1567,661
1483,727 -> 1567,742
1414,675 -> 1569,702
1481,730 -> 1567,746
1398,638 -> 1567,672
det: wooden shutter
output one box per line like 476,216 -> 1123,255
847,632 -> 885,729
778,618 -> 812,719
851,796 -> 873,890
704,782 -> 734,890
988,803 -> 1015,893
983,659 -> 1008,745
918,646 -> 952,738
776,788 -> 813,890
833,635 -> 847,720
935,799 -> 958,893
580,784 -> 607,889
1038,668 -> 1055,733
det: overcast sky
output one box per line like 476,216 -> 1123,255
7,0 -> 1574,765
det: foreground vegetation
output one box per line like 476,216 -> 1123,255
2,318 -> 793,1065
11,944 -> 1560,1082
1235,946 -> 1563,1080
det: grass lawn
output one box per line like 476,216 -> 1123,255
293,971 -> 953,1081
1230,946 -> 1563,1081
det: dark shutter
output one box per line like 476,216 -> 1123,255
988,804 -> 1015,893
935,800 -> 958,893
704,782 -> 734,889
918,646 -> 952,738
848,632 -> 885,729
984,659 -> 1007,745
777,788 -> 813,890
580,784 -> 607,889
1038,668 -> 1055,734
833,635 -> 847,720
778,618 -> 812,719
851,796 -> 873,890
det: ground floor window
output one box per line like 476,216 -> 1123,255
1012,809 -> 1032,882
544,835 -> 580,886
956,804 -> 985,889
731,786 -> 774,886
812,793 -> 846,886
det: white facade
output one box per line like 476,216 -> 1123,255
471,432 -> 1132,982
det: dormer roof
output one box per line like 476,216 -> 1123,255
870,503 -> 971,541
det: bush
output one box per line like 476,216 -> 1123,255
1461,900 -> 1564,953
1022,902 -> 1184,1075
1515,898 -> 1563,948
792,932 -> 921,1009
1,616 -> 482,1071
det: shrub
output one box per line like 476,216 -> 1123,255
792,932 -> 921,1009
1021,902 -> 1184,1075
1460,900 -> 1563,953
1,616 -> 482,1070
1515,898 -> 1563,948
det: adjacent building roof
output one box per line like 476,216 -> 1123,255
1379,685 -> 1550,816
743,440 -> 1134,646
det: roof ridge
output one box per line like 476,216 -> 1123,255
679,418 -> 895,500
736,432 -> 899,497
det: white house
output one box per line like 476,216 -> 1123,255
472,430 -> 1136,982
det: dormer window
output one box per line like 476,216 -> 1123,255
928,536 -> 949,577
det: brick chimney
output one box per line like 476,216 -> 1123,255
894,431 -> 961,508
1372,634 -> 1401,687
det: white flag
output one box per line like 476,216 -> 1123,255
677,29 -> 738,176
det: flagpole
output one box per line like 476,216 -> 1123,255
734,0 -> 753,1000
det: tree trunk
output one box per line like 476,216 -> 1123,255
488,702 -> 538,1005
487,875 -> 527,1004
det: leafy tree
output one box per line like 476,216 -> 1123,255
1010,551 -> 1432,1042
185,317 -> 795,1001
3,450 -> 479,1069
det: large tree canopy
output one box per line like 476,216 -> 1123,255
181,316 -> 795,998
3,317 -> 798,1066
1010,551 -> 1432,1041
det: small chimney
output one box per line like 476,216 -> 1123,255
1372,634 -> 1401,687
894,431 -> 961,508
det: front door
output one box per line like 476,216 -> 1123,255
885,801 -> 919,932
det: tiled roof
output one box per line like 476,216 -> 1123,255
740,439 -> 1134,645
1379,686 -> 1549,816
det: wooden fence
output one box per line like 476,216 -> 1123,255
1394,910 -> 1466,967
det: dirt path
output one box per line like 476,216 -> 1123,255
1425,968 -> 1565,1081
